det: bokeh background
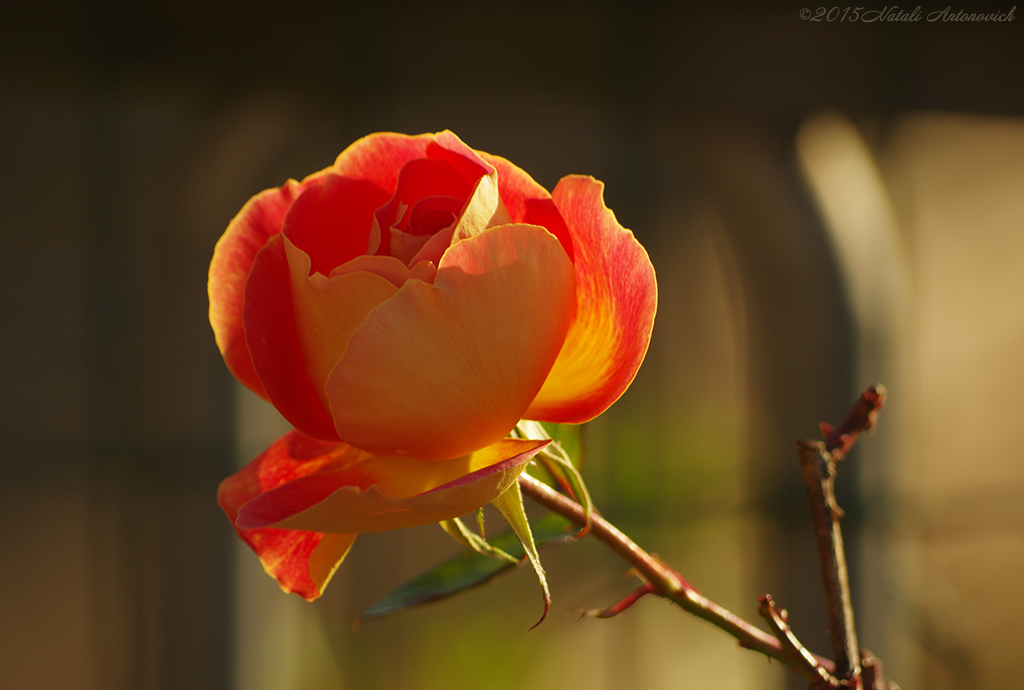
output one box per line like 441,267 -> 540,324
3,3 -> 1023,689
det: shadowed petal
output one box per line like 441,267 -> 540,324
238,438 -> 549,534
244,235 -> 341,441
478,152 -> 574,263
327,255 -> 438,287
282,175 -> 391,276
374,159 -> 473,235
209,177 -> 324,399
402,133 -> 504,267
403,166 -> 503,267
525,175 -> 657,423
428,131 -> 491,184
326,224 -> 576,460
407,196 -> 464,236
218,431 -> 359,600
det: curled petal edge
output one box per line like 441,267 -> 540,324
209,176 -> 326,399
237,438 -> 550,534
218,429 -> 357,601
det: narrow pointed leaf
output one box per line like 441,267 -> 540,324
537,455 -> 593,537
493,480 -> 550,629
439,517 -> 517,563
541,421 -> 586,469
359,512 -> 572,622
518,420 -> 593,535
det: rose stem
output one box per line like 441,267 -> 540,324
517,472 -> 837,682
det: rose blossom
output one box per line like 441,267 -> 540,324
209,131 -> 656,598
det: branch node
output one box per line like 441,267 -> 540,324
758,595 -> 842,688
861,649 -> 900,690
821,385 -> 885,457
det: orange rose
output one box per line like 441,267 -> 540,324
210,131 -> 656,599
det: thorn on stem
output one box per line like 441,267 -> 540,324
620,567 -> 642,582
580,583 -> 656,619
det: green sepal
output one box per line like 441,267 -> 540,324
358,512 -> 573,624
492,479 -> 550,629
517,421 -> 594,534
541,421 -> 585,469
439,517 -> 517,563
476,507 -> 486,539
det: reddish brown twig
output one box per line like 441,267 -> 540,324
820,385 -> 885,458
800,440 -> 860,678
517,474 -> 837,676
516,385 -> 898,688
800,385 -> 886,681
759,595 -> 843,688
861,649 -> 900,690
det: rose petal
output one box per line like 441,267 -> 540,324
478,152 -> 574,263
525,175 -> 657,423
371,157 -> 476,261
427,131 -> 492,184
282,174 -> 391,276
403,165 -> 503,266
244,235 -> 341,441
334,131 -> 498,257
237,438 -> 549,534
394,133 -> 506,267
326,224 -> 576,460
218,430 -> 359,600
331,132 -> 434,192
209,178 -> 322,399
446,138 -> 503,245
284,236 -> 400,409
407,196 -> 463,236
374,159 -> 473,234
327,255 -> 438,287
388,230 -> 432,266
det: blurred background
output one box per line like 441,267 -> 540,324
2,2 -> 1023,689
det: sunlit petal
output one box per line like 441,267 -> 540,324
525,175 -> 657,423
284,236 -> 399,407
326,224 -> 575,460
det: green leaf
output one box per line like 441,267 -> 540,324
492,480 -> 550,629
358,512 -> 573,624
